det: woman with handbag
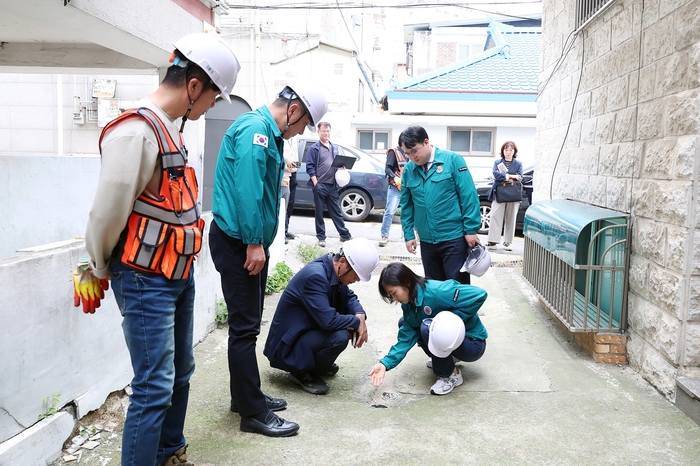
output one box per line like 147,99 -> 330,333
486,141 -> 523,251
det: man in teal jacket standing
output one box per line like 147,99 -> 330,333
209,83 -> 328,437
399,125 -> 481,284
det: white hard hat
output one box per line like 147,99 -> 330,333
428,312 -> 466,358
173,33 -> 241,103
280,83 -> 328,133
459,244 -> 491,277
335,169 -> 351,187
341,238 -> 380,282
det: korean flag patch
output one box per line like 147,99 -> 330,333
253,133 -> 268,148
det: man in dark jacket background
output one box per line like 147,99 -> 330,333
305,121 -> 352,247
264,238 -> 379,395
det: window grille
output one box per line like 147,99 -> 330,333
576,0 -> 617,30
448,128 -> 494,155
358,130 -> 390,152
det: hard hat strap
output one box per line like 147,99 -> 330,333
281,92 -> 308,138
334,251 -> 357,282
180,100 -> 194,132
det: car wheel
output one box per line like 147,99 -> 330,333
478,201 -> 491,235
340,188 -> 371,222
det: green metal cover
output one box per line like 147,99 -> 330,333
523,200 -> 627,267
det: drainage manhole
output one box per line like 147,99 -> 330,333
381,392 -> 400,401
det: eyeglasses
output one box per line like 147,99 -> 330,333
405,144 -> 423,157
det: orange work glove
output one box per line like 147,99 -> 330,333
72,258 -> 109,314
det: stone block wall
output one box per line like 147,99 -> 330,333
538,0 -> 700,400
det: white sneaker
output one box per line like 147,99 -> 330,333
426,356 -> 460,369
503,242 -> 512,251
430,369 -> 463,395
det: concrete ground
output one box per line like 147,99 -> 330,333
55,234 -> 700,465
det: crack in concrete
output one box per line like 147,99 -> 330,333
0,406 -> 26,429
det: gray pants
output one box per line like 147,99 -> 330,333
487,200 -> 519,244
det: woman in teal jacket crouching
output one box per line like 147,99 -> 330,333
368,262 -> 488,395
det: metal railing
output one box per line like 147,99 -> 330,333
576,0 -> 618,30
523,222 -> 630,333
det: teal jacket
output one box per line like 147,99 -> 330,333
212,106 -> 284,249
379,280 -> 488,371
400,147 -> 481,243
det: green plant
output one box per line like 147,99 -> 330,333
265,262 -> 294,294
215,298 -> 228,327
38,393 -> 61,420
298,243 -> 325,264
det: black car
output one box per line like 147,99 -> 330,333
473,168 -> 534,234
291,138 -> 388,222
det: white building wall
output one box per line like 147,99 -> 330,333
351,117 -> 536,180
539,0 -> 700,400
0,73 -> 213,260
260,43 -> 368,145
0,216 -> 224,459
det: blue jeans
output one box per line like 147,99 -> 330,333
380,185 -> 400,238
110,260 -> 196,466
398,316 -> 486,378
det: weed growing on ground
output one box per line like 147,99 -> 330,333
215,298 -> 228,327
265,262 -> 294,294
298,244 -> 325,264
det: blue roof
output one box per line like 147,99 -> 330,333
389,21 -> 541,95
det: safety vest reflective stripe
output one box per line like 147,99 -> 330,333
134,109 -> 190,172
132,199 -> 200,226
162,151 -> 187,170
130,218 -> 168,270
136,108 -> 180,154
180,227 -> 199,255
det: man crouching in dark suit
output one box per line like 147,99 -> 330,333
264,238 -> 380,394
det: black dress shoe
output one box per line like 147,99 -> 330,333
240,411 -> 299,437
230,394 -> 287,413
285,233 -> 296,240
314,363 -> 339,377
288,371 -> 329,394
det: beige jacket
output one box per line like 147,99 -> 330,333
85,99 -> 180,278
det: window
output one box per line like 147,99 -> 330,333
448,128 -> 494,155
458,44 -> 470,60
576,0 -> 616,29
358,130 -> 391,152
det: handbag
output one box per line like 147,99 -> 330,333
494,179 -> 522,203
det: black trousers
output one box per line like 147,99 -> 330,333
209,219 -> 270,418
420,236 -> 471,285
285,171 -> 296,235
291,328 -> 349,374
313,183 -> 350,240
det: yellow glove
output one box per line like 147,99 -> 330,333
72,259 -> 109,314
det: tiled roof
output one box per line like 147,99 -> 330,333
393,22 -> 541,94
